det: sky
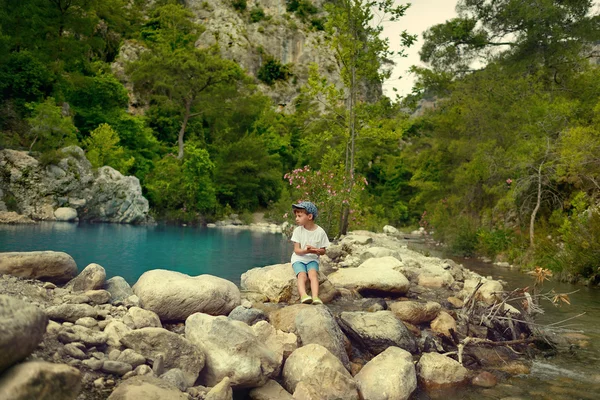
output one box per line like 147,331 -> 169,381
381,0 -> 459,98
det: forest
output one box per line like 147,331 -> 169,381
1,0 -> 599,281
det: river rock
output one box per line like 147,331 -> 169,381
85,289 -> 111,304
268,304 -> 312,333
45,303 -> 97,322
252,321 -> 298,360
104,276 -> 134,302
389,301 -> 441,325
472,371 -> 498,387
185,312 -> 280,388
282,344 -> 359,400
120,327 -> 205,387
430,311 -> 457,337
359,247 -> 402,262
383,225 -> 399,235
0,251 -> 77,283
0,361 -> 81,400
295,306 -> 350,369
65,263 -> 106,292
339,311 -> 418,355
355,347 -> 417,400
133,269 -> 241,320
102,360 -> 132,376
116,349 -> 146,368
107,375 -> 188,400
240,263 -> 296,303
417,352 -> 468,390
54,207 -> 78,221
0,295 -> 48,373
228,305 -> 268,325
249,379 -> 293,400
159,368 -> 188,391
104,320 -> 132,347
327,257 -> 410,295
341,235 -> 373,246
124,307 -> 162,329
205,377 -> 233,400
461,278 -> 504,305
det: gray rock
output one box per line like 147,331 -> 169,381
104,276 -> 134,302
54,207 -> 78,221
228,305 -> 268,325
63,343 -> 87,360
85,289 -> 111,304
205,377 -> 233,400
389,301 -> 441,325
355,347 -> 417,400
126,306 -> 162,329
107,375 -> 187,400
117,349 -> 147,368
45,303 -> 97,322
160,368 -> 189,391
133,270 -> 241,321
0,361 -> 81,400
249,379 -> 293,400
0,251 -> 77,283
0,295 -> 48,373
82,359 -> 104,371
120,327 -> 205,387
339,311 -> 418,355
65,263 -> 106,292
417,352 -> 469,390
104,320 -> 132,347
102,360 -> 133,376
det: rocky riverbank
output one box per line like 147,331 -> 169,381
1,230 -> 574,400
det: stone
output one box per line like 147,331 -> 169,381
239,263 -> 297,303
341,235 -> 373,245
447,296 -> 464,308
85,289 -> 111,304
359,247 -> 402,261
120,327 -> 205,387
430,311 -> 457,338
472,371 -> 498,388
54,207 -> 78,221
295,306 -> 350,369
65,263 -> 106,292
0,295 -> 48,373
389,301 -> 441,325
327,257 -> 410,295
0,251 -> 77,283
0,361 -> 81,400
45,303 -> 97,322
185,312 -> 280,388
82,359 -> 104,371
282,344 -> 358,400
133,269 -> 241,320
249,379 -> 293,400
104,320 -> 133,347
228,305 -> 268,325
417,352 -> 468,391
102,360 -> 133,376
355,347 -> 417,400
268,304 -> 312,334
252,321 -> 298,360
71,325 -> 108,347
63,343 -> 87,360
107,376 -> 188,400
205,377 -> 233,400
125,307 -> 162,329
104,276 -> 134,302
383,225 -> 399,235
75,317 -> 98,328
461,278 -> 504,305
339,311 -> 418,355
117,349 -> 147,368
160,368 -> 189,391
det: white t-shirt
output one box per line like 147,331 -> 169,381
290,225 -> 330,264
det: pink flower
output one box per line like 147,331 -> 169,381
506,178 -> 513,185
296,185 -> 301,189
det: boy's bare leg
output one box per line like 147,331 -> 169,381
308,269 -> 319,298
297,272 -> 308,297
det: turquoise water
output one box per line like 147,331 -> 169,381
0,222 -> 292,285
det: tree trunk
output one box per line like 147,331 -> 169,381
529,162 -> 543,248
177,99 -> 192,160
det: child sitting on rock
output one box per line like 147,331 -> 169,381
290,201 -> 330,305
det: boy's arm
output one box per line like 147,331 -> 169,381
293,242 -> 308,256
305,245 -> 326,255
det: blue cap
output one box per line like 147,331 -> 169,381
292,201 -> 318,220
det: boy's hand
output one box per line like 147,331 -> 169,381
305,245 -> 315,253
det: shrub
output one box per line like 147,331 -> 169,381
250,7 -> 266,23
257,57 -> 292,85
231,0 -> 247,12
477,228 -> 514,259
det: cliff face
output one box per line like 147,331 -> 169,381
188,0 -> 339,107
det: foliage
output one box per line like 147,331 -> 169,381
26,98 -> 78,152
250,7 -> 266,23
286,0 -> 318,20
257,57 -> 292,85
84,123 -> 135,174
231,0 -> 247,12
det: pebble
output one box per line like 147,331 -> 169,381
43,282 -> 57,289
102,360 -> 132,376
108,349 -> 122,361
93,377 -> 105,389
82,359 -> 104,371
75,317 -> 98,328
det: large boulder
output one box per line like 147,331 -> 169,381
0,251 -> 77,283
120,327 -> 205,387
107,376 -> 188,400
249,379 -> 293,400
0,295 -> 48,373
0,361 -> 81,400
268,304 -> 312,334
338,311 -> 417,355
241,263 -> 337,304
185,313 -> 281,388
54,207 -> 78,221
64,263 -> 106,292
389,301 -> 441,325
282,344 -> 359,400
104,276 -> 134,302
327,257 -> 410,295
417,352 -> 469,391
133,270 -> 241,320
295,306 -> 350,369
359,247 -> 402,262
355,347 -> 417,400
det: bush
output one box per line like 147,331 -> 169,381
477,228 -> 514,259
257,57 -> 292,85
286,0 -> 318,19
250,7 -> 266,23
231,0 -> 247,12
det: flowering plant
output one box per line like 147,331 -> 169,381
283,164 -> 367,237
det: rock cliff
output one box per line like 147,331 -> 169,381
0,147 -> 152,224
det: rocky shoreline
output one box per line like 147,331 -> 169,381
0,230 -> 573,400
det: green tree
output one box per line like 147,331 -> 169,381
84,123 -> 135,174
26,97 -> 78,152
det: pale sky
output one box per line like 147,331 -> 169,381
381,0 -> 459,98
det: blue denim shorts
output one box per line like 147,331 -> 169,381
292,261 -> 319,276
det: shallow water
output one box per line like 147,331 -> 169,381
0,222 -> 293,285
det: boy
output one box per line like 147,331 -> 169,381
290,201 -> 330,305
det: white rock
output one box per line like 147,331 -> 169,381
355,347 -> 416,400
54,207 -> 78,221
